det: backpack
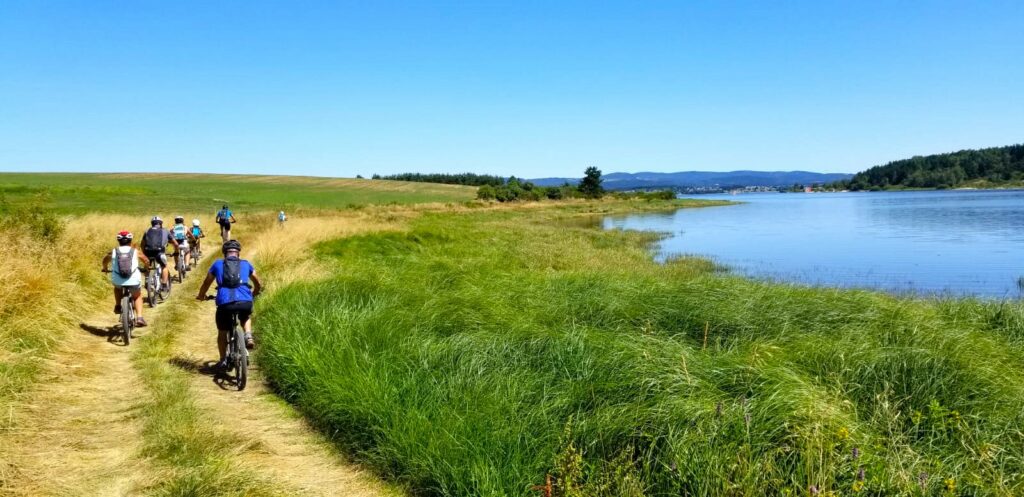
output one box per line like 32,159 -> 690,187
115,248 -> 135,278
221,257 -> 243,289
217,209 -> 232,227
172,224 -> 187,240
143,228 -> 166,252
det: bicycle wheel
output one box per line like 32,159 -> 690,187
147,274 -> 158,308
234,329 -> 248,391
161,275 -> 172,301
120,294 -> 132,345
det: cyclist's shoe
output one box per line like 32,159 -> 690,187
114,304 -> 122,314
135,317 -> 148,328
214,359 -> 229,371
245,333 -> 255,350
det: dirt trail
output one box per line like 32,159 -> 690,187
169,265 -> 393,496
1,304 -> 158,496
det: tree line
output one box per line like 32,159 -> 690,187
477,166 -> 607,202
833,144 -> 1024,190
371,172 -> 506,186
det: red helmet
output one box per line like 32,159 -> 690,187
117,230 -> 133,242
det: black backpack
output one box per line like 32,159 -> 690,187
222,257 -> 243,289
143,228 -> 165,252
115,248 -> 135,278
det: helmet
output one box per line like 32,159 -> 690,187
222,204 -> 229,209
222,239 -> 242,255
174,215 -> 184,223
117,230 -> 133,242
192,219 -> 200,227
151,216 -> 163,226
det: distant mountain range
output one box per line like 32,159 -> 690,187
531,170 -> 853,190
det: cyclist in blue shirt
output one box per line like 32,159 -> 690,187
215,204 -> 236,243
196,239 -> 262,370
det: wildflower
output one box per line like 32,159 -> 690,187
851,447 -> 860,460
918,472 -> 929,490
836,426 -> 850,441
851,480 -> 865,493
857,467 -> 865,481
944,477 -> 956,493
911,410 -> 923,425
715,402 -> 723,417
809,484 -> 820,495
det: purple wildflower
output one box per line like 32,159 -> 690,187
851,447 -> 860,460
918,472 -> 929,490
857,467 -> 865,481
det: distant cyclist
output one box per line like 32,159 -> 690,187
102,231 -> 150,327
141,216 -> 180,288
188,219 -> 205,255
278,210 -> 287,226
195,240 -> 262,370
215,204 -> 236,242
171,216 -> 190,266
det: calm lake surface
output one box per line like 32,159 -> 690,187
604,190 -> 1024,298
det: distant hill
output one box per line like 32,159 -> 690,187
837,144 -> 1024,190
531,170 -> 852,190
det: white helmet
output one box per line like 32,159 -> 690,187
192,219 -> 200,227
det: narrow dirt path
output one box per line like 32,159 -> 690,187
1,301 -> 161,496
162,227 -> 396,497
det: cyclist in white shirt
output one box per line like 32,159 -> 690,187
101,230 -> 150,327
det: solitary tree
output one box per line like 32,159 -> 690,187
578,166 -> 605,198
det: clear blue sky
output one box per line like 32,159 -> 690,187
1,1 -> 1021,177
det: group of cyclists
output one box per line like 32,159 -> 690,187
101,204 -> 264,371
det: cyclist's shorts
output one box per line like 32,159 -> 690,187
116,284 -> 142,292
144,250 -> 168,266
215,301 -> 253,331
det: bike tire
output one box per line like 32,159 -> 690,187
147,275 -> 158,308
161,276 -> 172,301
234,329 -> 248,391
120,295 -> 132,345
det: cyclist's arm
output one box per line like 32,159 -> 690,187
250,271 -> 262,296
101,252 -> 112,272
196,273 -> 216,301
138,251 -> 151,265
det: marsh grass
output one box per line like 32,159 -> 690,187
259,206 -> 1024,496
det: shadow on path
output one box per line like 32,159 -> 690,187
79,322 -> 128,346
169,355 -> 241,391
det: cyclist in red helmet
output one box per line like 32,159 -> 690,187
102,230 -> 151,327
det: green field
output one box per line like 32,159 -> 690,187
259,203 -> 1024,496
0,172 -> 475,214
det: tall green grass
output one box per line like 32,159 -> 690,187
258,207 -> 1024,496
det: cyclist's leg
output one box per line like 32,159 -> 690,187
160,253 -> 170,285
130,286 -> 146,326
214,304 -> 233,361
113,286 -> 123,313
236,302 -> 254,347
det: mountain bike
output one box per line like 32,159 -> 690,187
175,248 -> 188,282
103,270 -> 139,345
146,256 -> 172,307
203,296 -> 249,391
189,240 -> 202,269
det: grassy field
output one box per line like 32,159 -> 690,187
258,204 -> 1024,496
0,172 -> 475,214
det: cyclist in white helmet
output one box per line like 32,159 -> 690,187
102,230 -> 150,327
188,219 -> 205,256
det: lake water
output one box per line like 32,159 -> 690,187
603,190 -> 1024,298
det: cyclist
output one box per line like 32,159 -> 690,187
188,219 -> 205,256
171,216 -> 190,271
141,216 -> 180,287
278,210 -> 287,226
215,204 -> 236,242
101,231 -> 150,327
195,240 -> 262,370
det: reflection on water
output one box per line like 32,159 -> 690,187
604,190 -> 1024,298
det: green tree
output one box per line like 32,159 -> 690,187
578,166 -> 605,198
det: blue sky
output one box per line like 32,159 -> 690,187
1,1 -> 1021,178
